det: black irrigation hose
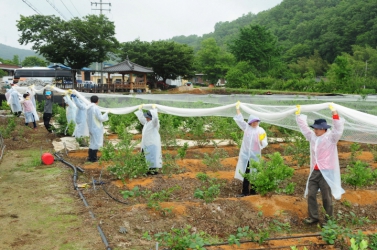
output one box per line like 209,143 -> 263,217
0,132 -> 5,162
54,153 -> 112,250
101,182 -> 129,205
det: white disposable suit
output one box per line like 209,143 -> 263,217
8,88 -> 22,113
296,114 -> 345,200
72,96 -> 89,138
234,114 -> 268,181
63,95 -> 77,125
134,109 -> 162,169
87,103 -> 109,150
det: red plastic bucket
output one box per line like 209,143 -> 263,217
41,153 -> 54,165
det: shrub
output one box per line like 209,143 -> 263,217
143,225 -> 209,250
0,100 -> 11,110
177,142 -> 189,160
106,132 -> 149,180
0,116 -> 16,138
194,172 -> 224,203
342,160 -> 377,190
284,133 -> 310,167
202,148 -> 228,171
367,144 -> 377,162
162,153 -> 185,176
243,152 -> 295,196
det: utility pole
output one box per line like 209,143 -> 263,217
91,0 -> 111,84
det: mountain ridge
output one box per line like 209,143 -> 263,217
0,43 -> 38,61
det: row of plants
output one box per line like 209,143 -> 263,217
139,213 -> 377,250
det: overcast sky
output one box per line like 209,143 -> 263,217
0,0 -> 283,50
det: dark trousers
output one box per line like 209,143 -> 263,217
43,113 -> 52,132
307,170 -> 333,221
242,161 -> 256,195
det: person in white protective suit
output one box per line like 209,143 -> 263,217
62,93 -> 77,134
134,104 -> 162,175
295,104 -> 345,226
8,87 -> 22,117
71,93 -> 89,138
233,102 -> 268,197
20,93 -> 39,130
86,95 -> 109,162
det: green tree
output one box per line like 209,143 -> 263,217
195,38 -> 235,84
119,39 -> 153,67
225,61 -> 256,88
0,57 -> 14,78
228,24 -> 281,75
326,55 -> 352,92
17,14 -> 119,71
0,57 -> 13,65
12,55 -> 20,66
0,69 -> 7,78
22,56 -> 47,67
119,40 -> 195,83
288,50 -> 329,77
149,41 -> 195,82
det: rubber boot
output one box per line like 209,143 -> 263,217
91,150 -> 98,162
87,149 -> 92,162
250,185 -> 257,195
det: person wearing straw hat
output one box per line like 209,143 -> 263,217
295,104 -> 345,226
234,101 -> 268,197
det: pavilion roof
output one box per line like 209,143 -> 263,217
0,64 -> 21,71
103,56 -> 153,73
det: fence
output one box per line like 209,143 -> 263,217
55,82 -> 148,93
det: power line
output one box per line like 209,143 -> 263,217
45,0 -> 68,20
22,0 -> 42,15
59,0 -> 76,19
68,0 -> 82,17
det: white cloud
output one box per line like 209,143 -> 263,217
0,0 -> 282,50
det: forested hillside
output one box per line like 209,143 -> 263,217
170,0 -> 377,63
0,43 -> 37,61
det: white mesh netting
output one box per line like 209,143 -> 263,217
12,85 -> 377,144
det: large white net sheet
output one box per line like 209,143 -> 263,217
12,85 -> 377,144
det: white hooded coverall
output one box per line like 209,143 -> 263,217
233,114 -> 268,181
296,114 -> 345,200
87,103 -> 109,150
72,96 -> 89,138
134,109 -> 162,169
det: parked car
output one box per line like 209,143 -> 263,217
83,81 -> 95,88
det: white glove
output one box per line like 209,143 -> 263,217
139,104 -> 143,110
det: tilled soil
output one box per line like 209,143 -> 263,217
1,114 -> 377,250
